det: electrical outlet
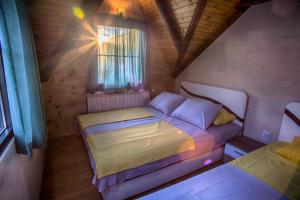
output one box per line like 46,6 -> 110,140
261,130 -> 272,144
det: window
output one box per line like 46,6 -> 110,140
0,45 -> 12,154
97,25 -> 146,92
0,90 -> 6,134
0,47 -> 9,135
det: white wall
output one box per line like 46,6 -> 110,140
176,1 -> 300,142
0,139 -> 44,200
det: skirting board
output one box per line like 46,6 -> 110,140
101,147 -> 224,200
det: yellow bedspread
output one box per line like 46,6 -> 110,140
232,142 -> 300,200
87,121 -> 195,179
78,107 -> 154,129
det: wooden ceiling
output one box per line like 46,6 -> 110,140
32,0 -> 269,82
97,0 -> 145,20
137,0 -> 270,77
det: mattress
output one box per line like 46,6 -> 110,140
139,164 -> 289,200
79,107 -> 241,192
84,107 -> 167,135
140,142 -> 299,200
78,107 -> 155,129
87,121 -> 196,179
232,142 -> 300,200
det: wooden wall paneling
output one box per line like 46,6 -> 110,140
138,0 -> 178,68
94,13 -> 147,31
28,0 -> 273,140
39,0 -> 104,82
28,0 -> 175,140
154,0 -> 183,53
41,51 -> 92,139
167,0 -> 197,37
97,0 -> 145,20
173,0 -> 248,76
173,0 -> 208,76
148,30 -> 175,96
183,0 -> 208,47
28,0 -> 83,79
137,0 -> 258,77
27,0 -> 85,140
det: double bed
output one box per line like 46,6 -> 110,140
77,81 -> 248,200
139,102 -> 300,200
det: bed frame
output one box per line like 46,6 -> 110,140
278,102 -> 300,142
137,102 -> 300,200
101,82 -> 248,200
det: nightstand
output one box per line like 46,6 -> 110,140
223,136 -> 265,163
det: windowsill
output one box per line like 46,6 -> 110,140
0,127 -> 13,156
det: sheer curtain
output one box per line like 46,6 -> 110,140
0,0 -> 47,157
97,25 -> 146,93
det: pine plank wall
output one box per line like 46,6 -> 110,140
26,0 -> 246,139
26,0 -> 174,139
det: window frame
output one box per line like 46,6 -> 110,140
96,25 -> 145,90
0,90 -> 7,134
0,44 -> 13,156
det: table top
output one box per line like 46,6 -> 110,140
227,136 -> 265,153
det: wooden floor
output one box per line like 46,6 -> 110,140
42,134 -> 223,200
42,134 -> 101,200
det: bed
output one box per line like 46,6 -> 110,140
78,81 -> 248,200
139,102 -> 300,200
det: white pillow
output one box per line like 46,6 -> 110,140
171,98 -> 222,129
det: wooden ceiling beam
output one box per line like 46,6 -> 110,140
40,0 -> 104,82
174,0 -> 208,74
173,7 -> 249,77
182,0 -> 208,52
155,0 -> 183,53
238,0 -> 271,8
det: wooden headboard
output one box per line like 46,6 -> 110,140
180,81 -> 248,127
278,102 -> 300,142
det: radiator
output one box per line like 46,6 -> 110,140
87,91 -> 150,113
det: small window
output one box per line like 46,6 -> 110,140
0,45 -> 10,136
0,45 -> 12,154
97,25 -> 146,92
0,91 -> 7,134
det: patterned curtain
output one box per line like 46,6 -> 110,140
97,25 -> 146,93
